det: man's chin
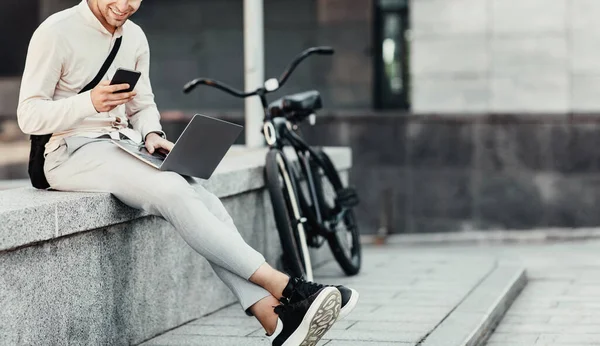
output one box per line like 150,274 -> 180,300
108,18 -> 127,27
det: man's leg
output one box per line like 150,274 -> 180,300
45,141 -> 272,303
185,182 -> 278,314
45,140 -> 351,342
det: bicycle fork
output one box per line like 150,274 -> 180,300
275,153 -> 314,281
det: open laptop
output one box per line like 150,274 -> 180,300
112,114 -> 243,179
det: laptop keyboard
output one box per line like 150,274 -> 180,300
117,140 -> 166,167
138,147 -> 167,166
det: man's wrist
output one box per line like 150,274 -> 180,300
145,131 -> 165,141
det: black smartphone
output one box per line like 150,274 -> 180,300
110,68 -> 141,93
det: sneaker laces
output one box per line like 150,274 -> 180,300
288,278 -> 325,303
273,301 -> 306,316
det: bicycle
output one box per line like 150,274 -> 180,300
183,47 -> 362,281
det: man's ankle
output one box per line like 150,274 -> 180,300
250,295 -> 280,335
271,273 -> 291,299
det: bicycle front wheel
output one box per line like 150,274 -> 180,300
311,149 -> 362,276
265,149 -> 313,280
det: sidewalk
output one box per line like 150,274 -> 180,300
140,244 -> 524,346
474,240 -> 600,345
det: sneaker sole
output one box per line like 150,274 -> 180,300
283,287 -> 342,346
338,288 -> 359,321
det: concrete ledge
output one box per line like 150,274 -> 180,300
420,264 -> 527,346
0,146 -> 351,253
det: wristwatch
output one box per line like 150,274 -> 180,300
145,131 -> 167,141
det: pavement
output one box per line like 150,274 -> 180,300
471,240 -> 600,346
134,237 -> 600,346
356,239 -> 600,346
139,243 -> 525,346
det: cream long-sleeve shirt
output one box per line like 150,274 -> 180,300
17,0 -> 164,155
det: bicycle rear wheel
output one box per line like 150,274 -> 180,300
311,149 -> 362,276
265,149 -> 313,280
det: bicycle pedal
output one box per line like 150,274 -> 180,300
336,187 -> 359,208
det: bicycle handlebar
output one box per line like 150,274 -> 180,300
183,46 -> 335,97
277,47 -> 333,88
183,78 -> 255,97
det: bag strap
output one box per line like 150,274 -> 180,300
79,36 -> 122,94
30,37 -> 123,142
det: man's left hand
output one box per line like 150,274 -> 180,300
145,132 -> 174,155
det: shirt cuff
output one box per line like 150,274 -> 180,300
74,90 -> 99,118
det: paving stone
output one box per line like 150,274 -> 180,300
486,333 -> 540,343
189,316 -> 262,328
506,308 -> 600,316
564,285 -> 600,296
548,315 -> 600,324
353,306 -> 449,322
321,329 -> 425,343
557,301 -> 600,308
140,334 -> 268,346
168,324 -> 261,337
508,299 -> 558,309
537,333 -> 600,344
499,315 -> 551,324
348,321 -> 432,333
326,341 -> 411,346
494,323 -> 600,334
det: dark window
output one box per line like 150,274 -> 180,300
0,0 -> 39,76
373,0 -> 410,110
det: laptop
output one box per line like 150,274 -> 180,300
112,114 -> 243,179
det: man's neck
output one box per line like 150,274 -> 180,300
87,0 -> 117,35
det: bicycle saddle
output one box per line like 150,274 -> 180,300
269,91 -> 323,121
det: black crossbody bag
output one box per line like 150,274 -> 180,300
28,37 -> 122,189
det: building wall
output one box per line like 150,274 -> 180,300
411,0 -> 600,113
0,0 -> 372,118
0,0 -> 38,118
133,0 -> 372,111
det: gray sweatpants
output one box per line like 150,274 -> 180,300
43,137 -> 272,313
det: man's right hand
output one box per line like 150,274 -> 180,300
90,80 -> 137,113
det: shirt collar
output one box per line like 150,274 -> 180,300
77,0 -> 124,37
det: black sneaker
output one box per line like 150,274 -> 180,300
269,287 -> 341,346
282,277 -> 359,321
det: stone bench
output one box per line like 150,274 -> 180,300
0,146 -> 352,345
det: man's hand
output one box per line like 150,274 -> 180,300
90,80 -> 137,113
145,132 -> 174,155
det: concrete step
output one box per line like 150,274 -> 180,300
421,264 -> 527,346
139,246 -> 527,346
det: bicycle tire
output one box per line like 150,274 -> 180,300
265,149 -> 312,280
311,149 -> 362,276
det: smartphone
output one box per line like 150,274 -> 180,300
110,68 -> 141,93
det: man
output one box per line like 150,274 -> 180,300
17,1 -> 359,345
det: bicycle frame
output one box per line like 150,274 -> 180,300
265,115 -> 334,243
